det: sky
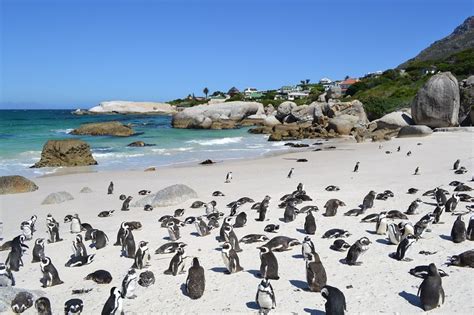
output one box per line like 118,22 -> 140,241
0,0 -> 471,109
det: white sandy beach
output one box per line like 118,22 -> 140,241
1,132 -> 473,314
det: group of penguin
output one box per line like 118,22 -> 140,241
1,151 -> 473,314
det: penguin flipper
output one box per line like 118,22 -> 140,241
440,287 -> 445,305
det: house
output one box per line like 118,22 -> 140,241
274,85 -> 309,100
245,92 -> 264,100
243,87 -> 258,95
227,87 -> 240,97
319,77 -> 333,91
340,78 -> 358,94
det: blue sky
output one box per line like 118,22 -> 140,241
0,0 -> 471,109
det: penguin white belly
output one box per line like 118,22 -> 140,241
302,243 -> 312,257
22,226 -> 32,240
257,291 -> 274,309
222,253 -> 230,270
194,222 -> 203,236
70,220 -> 81,233
376,220 -> 388,235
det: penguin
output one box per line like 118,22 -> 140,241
262,236 -> 300,252
47,221 -> 62,243
435,188 -> 447,206
305,251 -> 327,292
410,265 -> 449,278
345,237 -> 371,265
121,268 -> 138,299
330,239 -> 351,252
453,159 -> 460,170
323,199 -> 346,216
451,215 -> 466,243
397,146 -> 401,152
407,151 -> 412,156
264,224 -> 279,233
5,244 -> 23,272
164,246 -> 187,276
11,291 -> 34,313
119,194 -> 127,201
321,285 -> 347,315
259,246 -> 279,280
221,242 -> 243,273
219,217 -> 233,241
302,236 -> 315,258
223,225 -> 242,252
234,212 -> 247,228
0,263 -> 15,286
361,191 -> 376,211
155,242 -> 186,254
40,257 -> 63,287
304,210 -> 316,235
108,181 -> 114,194
353,161 -> 360,172
322,229 -> 350,239
64,298 -> 83,315
20,222 -> 33,240
121,227 -> 136,258
375,212 -> 388,235
144,205 -> 153,211
433,205 -> 444,224
390,234 -> 417,261
360,213 -> 379,223
414,214 -> 435,238
186,257 -> 205,299
225,171 -> 233,183
167,221 -> 181,241
85,269 -> 113,284
72,234 -> 87,257
138,271 -> 155,287
121,196 -> 133,211
283,202 -> 297,223
400,222 -> 415,238
102,287 -> 124,313
467,215 -> 474,241
34,297 -> 52,315
325,185 -> 340,192
256,279 -> 276,314
114,222 -> 128,246
230,201 -> 241,216
138,189 -> 151,195
98,210 -> 115,217
405,198 -> 422,215
240,234 -> 269,244
445,194 -> 459,212
212,191 -> 225,197
195,217 -> 210,236
70,214 -> 82,233
287,168 -> 294,178
132,241 -> 151,269
91,229 -> 109,250
407,188 -> 419,194
173,208 -> 185,217
387,223 -> 402,245
414,167 -> 420,175
447,249 -> 474,267
29,238 -> 45,263
256,196 -> 271,222
417,263 -> 445,311
65,254 -> 95,267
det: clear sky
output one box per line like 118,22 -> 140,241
0,0 -> 471,109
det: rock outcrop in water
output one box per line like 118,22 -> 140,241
0,175 -> 38,195
70,121 -> 135,137
87,101 -> 176,114
32,139 -> 97,168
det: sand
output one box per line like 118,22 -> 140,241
1,132 -> 473,314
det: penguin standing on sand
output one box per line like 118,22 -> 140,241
304,210 -> 316,235
5,239 -> 24,272
32,238 -> 45,263
453,159 -> 460,170
91,229 -> 109,250
321,285 -> 347,315
167,221 -> 181,241
345,237 -> 371,265
445,194 -> 459,212
287,168 -> 294,178
256,279 -> 276,314
186,257 -> 205,299
195,217 -> 210,236
414,167 -> 420,175
223,225 -> 242,252
70,214 -> 82,233
121,196 -> 133,211
234,212 -> 247,228
405,198 -> 422,215
451,215 -> 466,243
467,215 -> 474,241
108,181 -> 114,194
259,246 -> 279,280
164,246 -> 187,276
46,220 -> 62,243
375,212 -> 388,235
102,286 -> 124,313
72,234 -> 87,257
121,269 -> 138,299
361,191 -> 376,211
306,251 -> 327,292
20,222 -> 33,240
256,196 -> 271,222
417,263 -> 445,311
0,263 -> 15,286
435,188 -> 447,207
114,222 -> 128,246
221,242 -> 243,274
353,162 -> 360,172
387,223 -> 402,245
390,234 -> 417,261
40,257 -> 63,287
225,172 -> 233,183
132,241 -> 150,269
121,227 -> 136,258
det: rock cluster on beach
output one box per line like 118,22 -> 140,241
70,121 -> 135,137
32,139 -> 98,168
0,175 -> 38,195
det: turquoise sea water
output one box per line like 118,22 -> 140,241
0,110 -> 300,177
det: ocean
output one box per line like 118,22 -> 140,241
0,110 -> 306,177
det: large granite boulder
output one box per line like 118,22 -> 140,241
290,104 -> 315,122
397,125 -> 433,138
263,115 -> 281,127
334,100 -> 369,124
411,72 -> 460,128
132,184 -> 198,207
276,101 -> 297,121
325,86 -> 342,100
88,101 -> 176,114
369,111 -> 414,130
327,117 -> 355,135
32,140 -> 97,168
172,101 -> 264,129
459,75 -> 474,125
0,176 -> 38,195
70,121 -> 135,137
42,191 -> 74,204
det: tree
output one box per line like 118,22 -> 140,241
203,87 -> 209,99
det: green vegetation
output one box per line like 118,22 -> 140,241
167,97 -> 208,107
346,48 -> 474,120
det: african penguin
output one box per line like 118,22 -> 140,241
164,246 -> 187,276
102,287 -> 124,313
221,242 -> 243,273
121,269 -> 138,299
345,237 -> 371,265
186,257 -> 205,299
132,241 -> 151,269
321,285 -> 347,315
417,263 -> 445,311
107,181 -> 114,194
64,298 -> 83,315
34,297 -> 52,315
305,251 -> 327,292
451,215 -> 466,243
256,279 -> 276,313
40,257 -> 63,287
259,246 -> 279,280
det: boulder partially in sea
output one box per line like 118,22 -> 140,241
70,121 -> 135,137
32,139 -> 98,168
132,184 -> 198,207
41,191 -> 74,204
0,175 -> 38,195
127,141 -> 154,147
411,72 -> 460,128
88,101 -> 177,114
171,101 -> 264,129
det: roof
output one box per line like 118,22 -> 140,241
340,78 -> 358,85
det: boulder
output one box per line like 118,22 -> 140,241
32,139 -> 97,168
335,100 -> 369,124
263,115 -> 281,127
80,187 -> 93,193
42,191 -> 74,204
411,72 -> 460,128
132,184 -> 198,207
144,167 -> 156,172
127,141 -> 154,147
397,125 -> 433,138
326,86 -> 342,100
70,121 -> 135,137
172,101 -> 264,129
290,105 -> 315,122
327,117 -> 354,135
276,101 -> 297,120
459,75 -> 474,125
265,104 -> 275,116
88,101 -> 176,114
369,111 -> 414,130
0,176 -> 38,195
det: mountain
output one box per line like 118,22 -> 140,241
398,16 -> 474,68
